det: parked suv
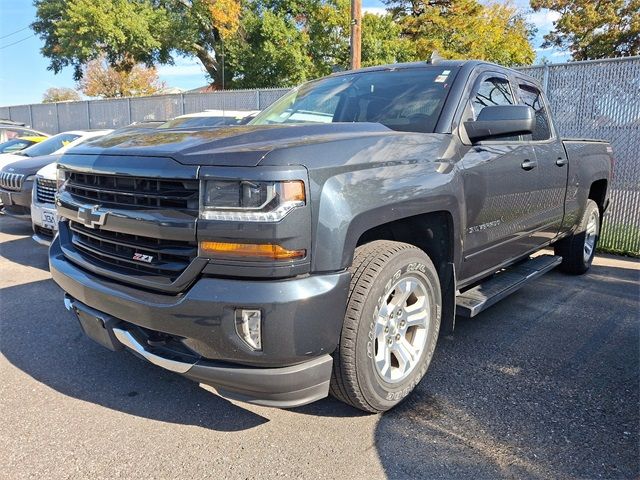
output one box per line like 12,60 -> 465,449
50,60 -> 611,412
0,130 -> 111,219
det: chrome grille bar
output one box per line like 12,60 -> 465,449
0,172 -> 25,191
35,178 -> 57,204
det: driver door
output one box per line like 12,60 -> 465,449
459,74 -> 541,282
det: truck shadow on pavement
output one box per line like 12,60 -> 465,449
372,263 -> 639,479
0,236 -> 51,271
0,277 -> 270,432
0,219 -> 51,271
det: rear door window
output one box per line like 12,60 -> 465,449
518,84 -> 552,141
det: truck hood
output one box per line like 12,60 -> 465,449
0,154 -> 60,175
64,123 -> 396,167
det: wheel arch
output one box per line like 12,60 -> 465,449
588,178 -> 608,213
350,210 -> 459,337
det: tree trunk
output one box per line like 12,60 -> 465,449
193,44 -> 221,87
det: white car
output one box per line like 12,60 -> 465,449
0,130 -> 113,170
26,130 -> 112,244
158,110 -> 259,129
31,162 -> 58,244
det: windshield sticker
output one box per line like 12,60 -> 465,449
434,70 -> 451,83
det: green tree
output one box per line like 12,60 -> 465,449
385,0 -> 536,66
32,0 -> 240,86
226,9 -> 313,88
530,0 -> 640,59
361,13 -> 415,66
227,0 -> 411,87
42,87 -> 82,103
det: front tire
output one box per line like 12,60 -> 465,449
554,199 -> 600,274
330,241 -> 441,413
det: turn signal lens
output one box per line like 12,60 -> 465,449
200,241 -> 305,260
281,181 -> 305,202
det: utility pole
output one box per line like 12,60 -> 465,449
221,42 -> 225,91
350,0 -> 361,70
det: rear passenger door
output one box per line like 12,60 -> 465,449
458,73 -> 541,282
516,81 -> 568,241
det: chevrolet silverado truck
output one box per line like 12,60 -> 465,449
49,60 -> 612,413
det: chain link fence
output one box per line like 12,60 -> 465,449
521,57 -> 639,255
1,58 -> 638,254
0,88 -> 290,132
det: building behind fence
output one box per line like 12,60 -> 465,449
1,57 -> 638,255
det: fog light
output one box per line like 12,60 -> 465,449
235,309 -> 262,351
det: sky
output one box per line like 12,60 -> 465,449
0,0 -> 569,107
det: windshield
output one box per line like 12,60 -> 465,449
250,66 -> 458,133
0,138 -> 35,153
159,115 -> 249,129
19,133 -> 81,157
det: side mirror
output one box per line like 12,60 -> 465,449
464,105 -> 535,142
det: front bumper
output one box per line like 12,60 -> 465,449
50,236 -> 351,407
0,185 -> 32,219
31,199 -> 57,245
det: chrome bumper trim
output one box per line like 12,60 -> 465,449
112,327 -> 195,374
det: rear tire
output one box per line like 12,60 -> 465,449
554,199 -> 600,274
330,240 -> 441,413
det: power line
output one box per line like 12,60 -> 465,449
0,26 -> 30,40
0,34 -> 36,50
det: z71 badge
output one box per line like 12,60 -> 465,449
132,253 -> 154,263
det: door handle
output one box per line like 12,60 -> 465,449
556,157 -> 568,166
521,159 -> 537,171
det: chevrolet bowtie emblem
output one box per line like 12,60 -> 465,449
77,205 -> 107,229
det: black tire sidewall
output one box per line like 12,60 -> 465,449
353,250 -> 441,412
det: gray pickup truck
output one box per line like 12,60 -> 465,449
50,60 -> 612,413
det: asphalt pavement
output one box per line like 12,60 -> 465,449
1,215 -> 638,479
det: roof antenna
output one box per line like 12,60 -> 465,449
428,50 -> 444,64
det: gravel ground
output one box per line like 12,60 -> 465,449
1,215 -> 638,479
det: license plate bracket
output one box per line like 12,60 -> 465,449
72,303 -> 124,352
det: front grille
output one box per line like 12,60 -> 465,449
36,178 -> 56,204
34,225 -> 54,238
0,172 -> 25,191
68,221 -> 197,280
64,171 -> 199,212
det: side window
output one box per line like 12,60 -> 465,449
472,77 -> 514,120
518,84 -> 551,141
5,129 -> 24,140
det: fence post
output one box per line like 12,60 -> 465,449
542,65 -> 550,95
127,97 -> 132,124
180,93 -> 185,115
256,90 -> 260,110
86,101 -> 91,129
54,102 -> 60,133
28,104 -> 33,128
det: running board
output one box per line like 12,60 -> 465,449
456,255 -> 562,318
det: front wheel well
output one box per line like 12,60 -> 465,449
355,211 -> 454,277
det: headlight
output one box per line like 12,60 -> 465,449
201,180 -> 305,222
56,168 -> 67,191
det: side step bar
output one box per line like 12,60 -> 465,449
456,254 -> 562,318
